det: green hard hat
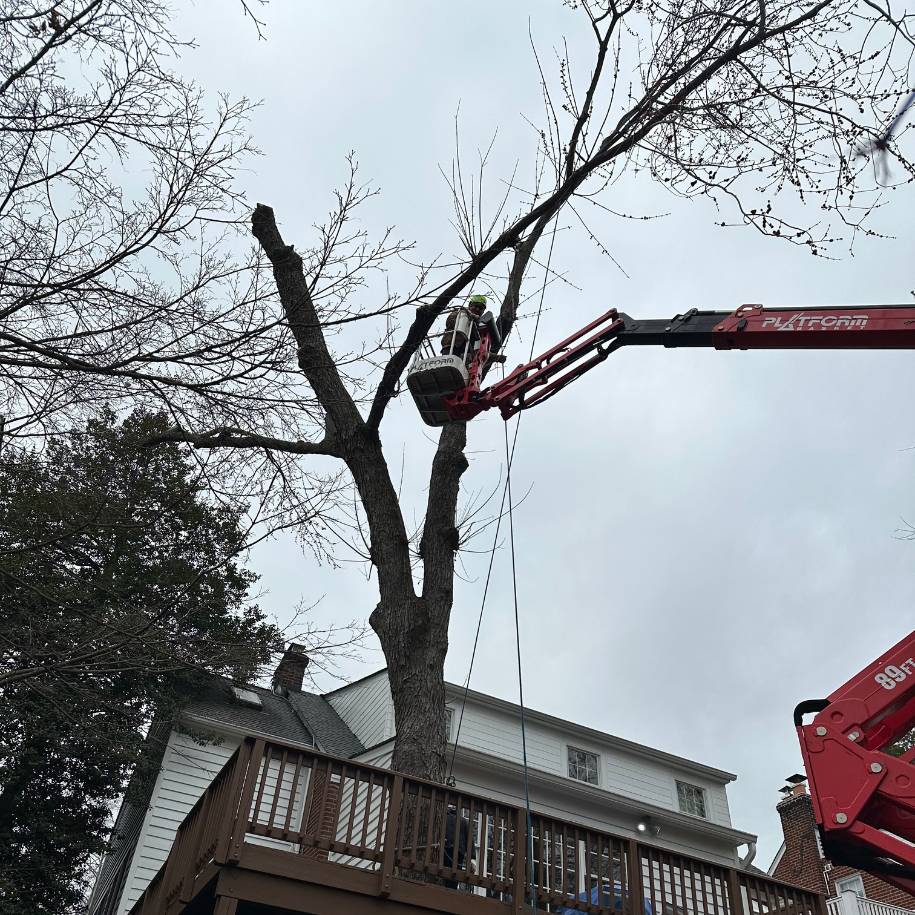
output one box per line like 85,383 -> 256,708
468,295 -> 487,307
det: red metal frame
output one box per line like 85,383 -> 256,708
796,630 -> 915,894
712,303 -> 915,349
443,308 -> 624,421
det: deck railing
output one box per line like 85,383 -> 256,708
828,893 -> 915,915
131,737 -> 826,915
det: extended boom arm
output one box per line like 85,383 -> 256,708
443,303 -> 915,422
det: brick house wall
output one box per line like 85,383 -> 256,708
771,786 -> 915,909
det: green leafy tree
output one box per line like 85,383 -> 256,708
887,730 -> 915,757
0,410 -> 281,914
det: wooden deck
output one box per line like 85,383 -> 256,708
131,737 -> 826,915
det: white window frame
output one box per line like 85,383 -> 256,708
836,875 -> 865,897
675,780 -> 708,818
445,706 -> 454,741
567,745 -> 601,786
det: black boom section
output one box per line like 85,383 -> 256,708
616,309 -> 728,348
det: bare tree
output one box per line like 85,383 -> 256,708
3,0 -> 914,780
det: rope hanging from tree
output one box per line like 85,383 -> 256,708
503,416 -> 539,912
447,218 -> 559,910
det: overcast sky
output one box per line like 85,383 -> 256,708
174,0 -> 915,867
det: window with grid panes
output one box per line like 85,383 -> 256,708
676,780 -> 707,817
445,706 -> 453,740
567,746 -> 600,785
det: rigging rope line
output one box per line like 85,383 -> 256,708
447,217 -> 559,781
447,218 -> 558,910
504,416 -> 538,912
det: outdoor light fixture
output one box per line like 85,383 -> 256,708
636,816 -> 660,837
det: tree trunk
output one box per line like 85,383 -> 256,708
371,594 -> 449,781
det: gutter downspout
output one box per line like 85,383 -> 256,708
740,841 -> 758,869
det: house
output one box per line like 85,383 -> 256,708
90,646 -> 772,915
768,777 -> 915,914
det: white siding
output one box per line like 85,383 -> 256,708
445,699 -> 561,774
119,731 -> 239,914
326,672 -> 395,749
445,693 -> 734,829
330,674 -> 734,833
355,740 -> 394,769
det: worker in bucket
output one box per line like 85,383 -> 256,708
441,295 -> 502,362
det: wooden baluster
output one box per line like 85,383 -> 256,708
437,790 -> 451,875
423,786 -> 437,871
659,851 -> 671,915
513,806 -> 527,914
250,746 -> 272,831
360,772 -> 374,852
697,863 -> 710,915
373,776 -> 389,857
314,758 -> 334,849
283,751 -> 303,837
378,774 -> 403,898
677,857 -> 689,915
465,796 -> 476,884
409,781 -> 423,870
617,838 -> 627,908
266,748 -> 288,832
397,782 -> 414,868
344,766 -> 360,852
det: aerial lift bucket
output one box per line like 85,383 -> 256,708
407,308 -> 474,426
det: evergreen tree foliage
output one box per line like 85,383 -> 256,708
0,411 -> 281,914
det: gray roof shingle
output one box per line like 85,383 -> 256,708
181,678 -> 364,758
287,690 -> 364,758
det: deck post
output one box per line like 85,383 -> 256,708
212,894 -> 239,915
227,738 -> 265,864
628,839 -> 645,915
378,774 -> 404,898
727,867 -> 745,915
214,740 -> 253,865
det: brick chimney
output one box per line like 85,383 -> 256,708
772,779 -> 915,909
272,643 -> 309,693
771,781 -> 827,894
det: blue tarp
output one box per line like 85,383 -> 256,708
556,882 -> 654,915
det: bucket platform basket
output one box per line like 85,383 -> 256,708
407,308 -> 475,426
